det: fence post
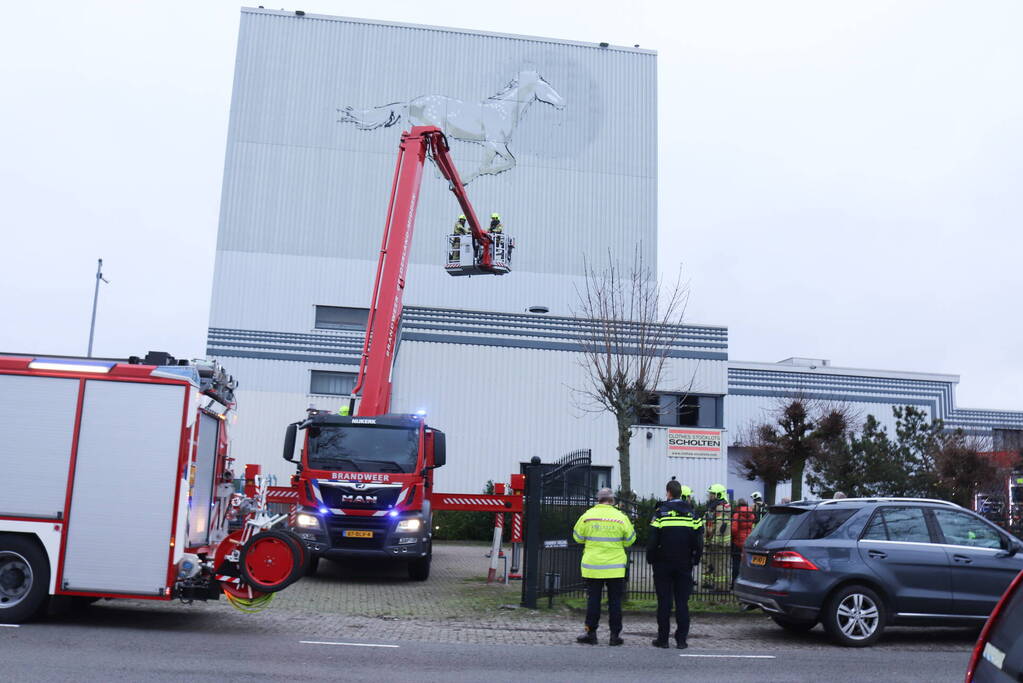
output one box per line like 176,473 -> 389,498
521,456 -> 542,608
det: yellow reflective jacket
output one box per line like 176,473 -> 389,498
572,504 -> 636,578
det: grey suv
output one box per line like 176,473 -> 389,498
734,498 -> 1023,646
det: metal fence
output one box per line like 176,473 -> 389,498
522,452 -> 762,606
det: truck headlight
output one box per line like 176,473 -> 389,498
396,518 -> 421,533
296,513 -> 320,528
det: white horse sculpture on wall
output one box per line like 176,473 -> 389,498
338,70 -> 565,183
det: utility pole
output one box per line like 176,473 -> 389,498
87,259 -> 109,358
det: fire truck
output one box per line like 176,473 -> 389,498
277,126 -> 521,580
0,352 -> 305,623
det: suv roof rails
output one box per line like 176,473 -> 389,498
818,497 -> 960,507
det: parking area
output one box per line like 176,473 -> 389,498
31,542 -> 980,652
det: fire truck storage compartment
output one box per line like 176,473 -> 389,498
0,374 -> 80,519
61,380 -> 188,595
187,412 -> 220,548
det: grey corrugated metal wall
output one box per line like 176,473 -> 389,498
212,8 -> 657,322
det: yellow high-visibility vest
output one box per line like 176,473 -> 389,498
572,504 -> 636,579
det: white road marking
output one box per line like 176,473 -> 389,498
300,640 -> 399,649
0,624 -> 20,628
679,654 -> 775,659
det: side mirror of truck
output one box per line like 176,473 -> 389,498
432,430 -> 446,468
283,424 -> 297,463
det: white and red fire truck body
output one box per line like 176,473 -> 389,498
0,353 -> 302,623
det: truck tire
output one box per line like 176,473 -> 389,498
0,534 -> 50,624
408,541 -> 432,581
238,530 -> 304,593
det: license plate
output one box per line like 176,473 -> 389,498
343,530 -> 373,538
751,554 -> 767,566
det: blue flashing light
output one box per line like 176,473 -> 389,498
388,510 -> 399,518
415,409 -> 427,417
29,358 -> 115,374
319,507 -> 328,514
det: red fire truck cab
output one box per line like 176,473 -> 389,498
283,411 -> 444,579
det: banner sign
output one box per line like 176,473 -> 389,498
667,428 -> 724,458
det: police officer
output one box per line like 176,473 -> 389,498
573,488 -> 636,646
702,483 -> 731,591
647,479 -> 703,649
489,213 -> 503,233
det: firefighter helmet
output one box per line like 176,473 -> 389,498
708,483 -> 727,497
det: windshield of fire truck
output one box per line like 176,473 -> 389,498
306,425 -> 419,473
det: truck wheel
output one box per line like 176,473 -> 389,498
408,542 -> 431,581
0,534 -> 50,624
238,530 -> 304,593
822,584 -> 886,647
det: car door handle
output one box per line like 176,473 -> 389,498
868,550 -> 887,559
952,554 -> 973,564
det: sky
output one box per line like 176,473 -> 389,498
0,0 -> 1019,410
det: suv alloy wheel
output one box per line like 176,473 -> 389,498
823,584 -> 886,647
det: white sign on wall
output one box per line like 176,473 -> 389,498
667,428 -> 724,458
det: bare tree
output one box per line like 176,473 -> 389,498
573,251 -> 689,499
738,398 -> 854,502
735,423 -> 791,505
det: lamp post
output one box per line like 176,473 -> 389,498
87,259 -> 109,358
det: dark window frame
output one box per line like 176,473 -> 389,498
309,370 -> 357,396
635,392 -> 724,429
314,305 -> 369,331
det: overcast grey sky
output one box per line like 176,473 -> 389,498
0,1 -> 1019,410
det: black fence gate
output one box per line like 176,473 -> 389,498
521,453 -> 759,608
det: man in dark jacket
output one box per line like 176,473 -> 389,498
646,479 -> 703,649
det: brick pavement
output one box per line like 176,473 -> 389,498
84,543 -> 977,652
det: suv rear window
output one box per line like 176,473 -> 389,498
746,507 -> 808,544
792,508 -> 858,540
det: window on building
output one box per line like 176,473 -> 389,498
314,305 -> 368,331
994,429 -> 1023,452
636,393 -> 723,428
310,370 -> 357,396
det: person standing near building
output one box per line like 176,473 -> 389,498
453,214 -> 468,235
647,479 -> 703,649
702,483 -> 731,591
573,488 -> 635,646
749,491 -> 766,519
730,498 -> 755,588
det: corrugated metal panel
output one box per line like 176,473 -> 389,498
630,426 -> 728,500
211,8 -> 656,323
213,340 -> 726,496
724,394 -> 929,439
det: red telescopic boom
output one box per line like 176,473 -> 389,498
351,126 -> 501,415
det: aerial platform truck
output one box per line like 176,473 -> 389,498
0,352 -> 306,624
271,126 -> 523,580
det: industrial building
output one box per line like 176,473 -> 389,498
208,9 -> 1023,500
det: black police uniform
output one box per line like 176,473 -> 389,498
646,498 -> 703,647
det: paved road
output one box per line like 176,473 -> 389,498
0,617 -> 973,683
0,544 -> 980,680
